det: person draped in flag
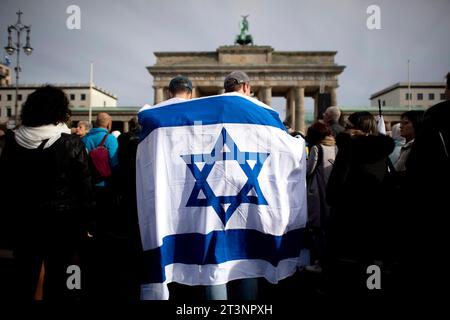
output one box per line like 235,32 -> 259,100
137,72 -> 308,300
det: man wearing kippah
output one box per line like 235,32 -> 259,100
139,75 -> 193,112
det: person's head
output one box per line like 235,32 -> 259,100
169,75 -> 193,99
306,121 -> 333,146
346,111 -> 378,135
224,71 -> 251,96
323,106 -> 341,125
128,116 -> 139,133
21,85 -> 70,127
400,110 -> 425,142
445,72 -> 450,100
95,112 -> 112,131
76,121 -> 89,137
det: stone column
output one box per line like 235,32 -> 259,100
257,89 -> 264,102
123,120 -> 129,133
285,92 -> 291,122
192,87 -> 199,98
314,92 -> 319,120
287,88 -> 295,129
330,87 -> 337,106
154,87 -> 164,105
262,86 -> 272,107
294,87 -> 305,133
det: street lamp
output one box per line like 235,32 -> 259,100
4,10 -> 33,126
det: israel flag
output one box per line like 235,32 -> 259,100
137,92 -> 308,300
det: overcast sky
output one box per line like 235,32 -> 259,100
1,0 -> 449,114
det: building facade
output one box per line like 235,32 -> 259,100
0,84 -> 117,123
147,45 -> 345,133
370,82 -> 446,109
70,107 -> 139,133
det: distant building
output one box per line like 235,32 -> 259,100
0,83 -> 117,123
370,82 -> 446,109
0,64 -> 12,87
70,106 -> 140,133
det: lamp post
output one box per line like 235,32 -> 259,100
4,10 -> 33,126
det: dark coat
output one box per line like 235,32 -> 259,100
326,132 -> 394,262
0,131 -> 93,249
403,100 -> 450,293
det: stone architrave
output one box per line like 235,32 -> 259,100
147,45 -> 345,130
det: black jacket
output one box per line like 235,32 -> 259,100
403,100 -> 450,292
0,131 -> 93,248
326,132 -> 394,261
327,133 -> 394,206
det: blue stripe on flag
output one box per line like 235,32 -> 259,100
138,95 -> 286,142
141,227 -> 306,284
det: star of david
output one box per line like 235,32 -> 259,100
180,128 -> 270,226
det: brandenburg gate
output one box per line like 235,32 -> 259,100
147,45 -> 345,132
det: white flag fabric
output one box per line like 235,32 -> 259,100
377,115 -> 386,135
137,93 -> 308,300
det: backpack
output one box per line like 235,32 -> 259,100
89,133 -> 112,180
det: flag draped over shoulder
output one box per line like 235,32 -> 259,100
137,93 -> 308,300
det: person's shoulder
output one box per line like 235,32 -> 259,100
83,127 -> 100,138
105,132 -> 119,146
335,132 -> 352,148
58,133 -> 85,151
425,100 -> 450,117
332,123 -> 345,132
60,132 -> 83,144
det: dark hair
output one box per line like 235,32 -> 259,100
21,85 -> 70,127
306,121 -> 332,146
170,86 -> 192,96
446,72 -> 450,89
224,79 -> 245,93
347,111 -> 377,135
168,76 -> 192,95
401,110 -> 425,133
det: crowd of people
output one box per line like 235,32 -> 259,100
0,71 -> 449,301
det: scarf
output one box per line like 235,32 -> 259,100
14,123 -> 72,149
